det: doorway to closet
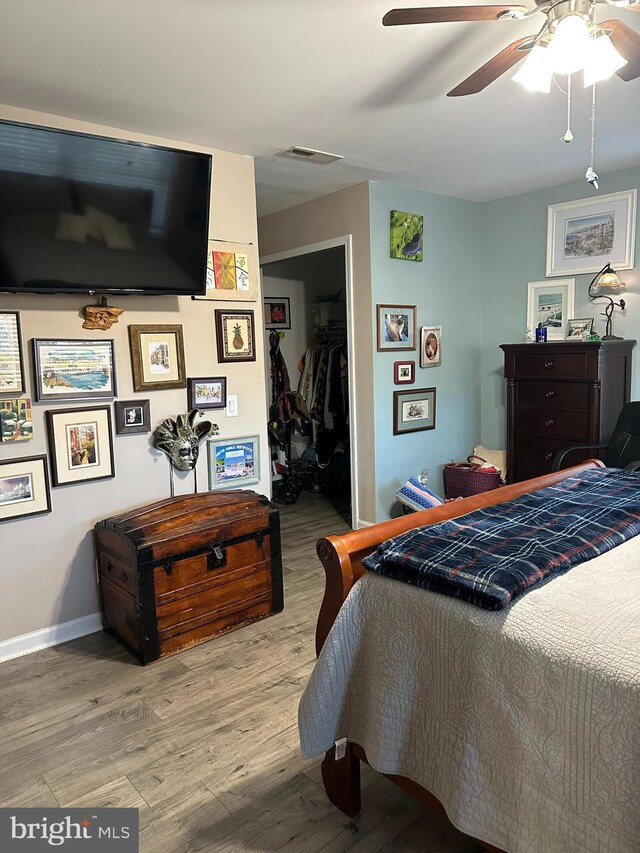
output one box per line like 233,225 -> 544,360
261,238 -> 356,528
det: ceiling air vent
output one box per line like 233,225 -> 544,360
277,146 -> 344,165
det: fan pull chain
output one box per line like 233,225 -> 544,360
585,83 -> 599,190
561,73 -> 573,143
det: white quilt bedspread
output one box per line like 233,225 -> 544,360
298,537 -> 640,853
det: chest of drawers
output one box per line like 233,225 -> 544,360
501,340 -> 635,483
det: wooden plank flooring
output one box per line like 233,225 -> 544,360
0,491 -> 482,852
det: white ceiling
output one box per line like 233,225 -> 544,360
1,1 -> 640,216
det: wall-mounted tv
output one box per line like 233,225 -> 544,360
0,120 -> 212,296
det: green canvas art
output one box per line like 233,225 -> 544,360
390,210 -> 423,262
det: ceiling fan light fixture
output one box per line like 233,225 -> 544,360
513,44 -> 553,92
548,14 -> 593,75
583,32 -> 628,86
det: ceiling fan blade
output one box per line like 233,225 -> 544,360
383,6 -> 528,26
447,37 -> 532,96
601,19 -> 640,81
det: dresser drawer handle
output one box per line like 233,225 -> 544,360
121,570 -> 128,584
208,542 -> 227,570
544,360 -> 554,369
545,419 -> 555,428
545,390 -> 555,399
544,452 -> 554,461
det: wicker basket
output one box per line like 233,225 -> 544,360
443,456 -> 501,499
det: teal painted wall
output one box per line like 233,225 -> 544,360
369,182 -> 484,519
481,165 -> 640,449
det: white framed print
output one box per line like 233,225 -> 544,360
546,189 -> 637,276
420,326 -> 442,368
527,279 -> 575,341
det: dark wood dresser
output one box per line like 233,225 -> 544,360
94,490 -> 283,664
501,340 -> 635,483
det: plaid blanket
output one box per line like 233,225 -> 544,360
363,468 -> 640,610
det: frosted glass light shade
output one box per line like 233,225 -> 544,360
513,45 -> 553,92
583,33 -> 628,86
548,14 -> 593,74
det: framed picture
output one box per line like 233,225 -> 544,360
264,297 -> 291,330
1,398 -> 33,443
393,387 -> 436,435
194,239 -> 259,302
0,311 -> 25,395
32,338 -> 116,403
0,455 -> 51,523
214,310 -> 256,363
208,435 -> 260,490
566,318 -> 594,340
376,304 -> 417,352
114,399 -> 151,435
390,210 -> 423,262
46,406 -> 115,486
546,189 -> 637,276
188,376 -> 227,409
420,326 -> 442,368
527,279 -> 575,341
394,361 -> 415,385
128,324 -> 186,391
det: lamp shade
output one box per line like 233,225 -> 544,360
583,33 -> 628,86
513,44 -> 553,92
548,14 -> 593,75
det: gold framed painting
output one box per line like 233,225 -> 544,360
194,240 -> 259,302
128,324 -> 186,391
46,405 -> 115,487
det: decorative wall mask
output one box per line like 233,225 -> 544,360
153,409 -> 219,471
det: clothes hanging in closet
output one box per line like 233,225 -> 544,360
298,334 -> 348,436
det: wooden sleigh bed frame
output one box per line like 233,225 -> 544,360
313,460 -> 605,853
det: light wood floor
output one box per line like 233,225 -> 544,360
0,492 -> 483,852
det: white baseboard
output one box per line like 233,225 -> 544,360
356,518 -> 376,528
0,612 -> 103,664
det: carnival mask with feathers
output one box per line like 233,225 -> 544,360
153,409 -> 219,471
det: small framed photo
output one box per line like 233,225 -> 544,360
128,324 -> 186,391
46,406 -> 115,486
208,435 -> 260,490
0,455 -> 51,523
194,240 -> 259,302
0,311 -> 26,395
393,387 -> 436,435
188,377 -> 227,410
376,304 -> 416,352
394,361 -> 415,385
264,297 -> 291,330
566,317 -> 594,340
114,400 -> 151,435
420,326 -> 442,368
32,338 -> 116,402
1,398 -> 33,443
214,310 -> 256,363
527,279 -> 575,341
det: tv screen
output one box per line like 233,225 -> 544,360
0,120 -> 212,295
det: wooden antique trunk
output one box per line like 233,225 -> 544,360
94,490 -> 283,664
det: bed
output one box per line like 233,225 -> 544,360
298,461 -> 640,853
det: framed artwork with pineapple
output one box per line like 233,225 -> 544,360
214,310 -> 256,363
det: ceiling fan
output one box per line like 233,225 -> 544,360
383,0 -> 640,96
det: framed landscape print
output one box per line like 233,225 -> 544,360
46,406 -> 115,486
129,324 -> 186,391
188,377 -> 227,410
566,318 -> 594,340
393,361 -> 415,385
546,189 -> 637,276
194,240 -> 259,302
1,398 -> 33,443
208,435 -> 260,490
0,455 -> 51,523
0,311 -> 25,395
264,297 -> 291,330
376,304 -> 416,352
114,399 -> 151,435
33,339 -> 116,402
420,325 -> 442,368
393,387 -> 436,435
527,279 -> 575,341
214,310 -> 256,363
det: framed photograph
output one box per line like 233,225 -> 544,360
214,310 -> 256,363
128,324 -> 186,391
1,398 -> 33,443
376,304 -> 417,352
194,239 -> 259,302
188,376 -> 227,410
208,435 -> 260,490
394,361 -> 415,385
264,297 -> 291,330
393,387 -> 436,435
390,210 -> 423,262
546,189 -> 637,276
114,399 -> 151,435
420,325 -> 442,368
566,317 -> 594,340
32,338 -> 116,403
0,311 -> 25,395
0,455 -> 51,523
46,406 -> 115,486
527,279 -> 575,341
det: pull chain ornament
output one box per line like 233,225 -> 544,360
585,83 -> 599,190
561,73 -> 574,143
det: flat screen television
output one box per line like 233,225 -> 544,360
0,120 -> 212,295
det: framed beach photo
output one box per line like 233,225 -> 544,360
32,338 -> 116,403
264,297 -> 291,330
394,361 -> 415,385
546,190 -> 637,276
527,279 -> 575,341
393,387 -> 436,435
376,304 -> 416,352
46,406 -> 115,486
566,318 -> 594,341
420,326 -> 442,368
0,455 -> 51,523
1,398 -> 33,443
0,311 -> 25,395
214,310 -> 256,363
128,324 -> 186,391
114,400 -> 151,435
208,435 -> 260,490
194,240 -> 259,302
188,376 -> 227,410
